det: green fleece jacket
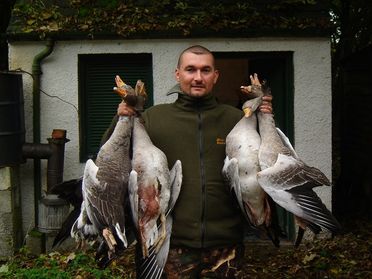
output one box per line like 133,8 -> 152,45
142,86 -> 244,248
102,86 -> 245,248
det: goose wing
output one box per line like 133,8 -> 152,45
71,160 -> 99,242
166,160 -> 182,215
137,213 -> 173,279
222,156 -> 247,221
276,127 -> 299,159
257,153 -> 341,233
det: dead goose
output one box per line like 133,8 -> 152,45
253,79 -> 341,245
223,90 -> 268,220
71,76 -> 146,262
132,163 -> 182,279
222,83 -> 279,246
129,115 -> 182,261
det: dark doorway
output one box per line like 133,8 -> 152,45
214,51 -> 295,240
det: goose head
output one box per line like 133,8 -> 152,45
113,75 -> 147,111
241,80 -> 272,117
241,84 -> 264,117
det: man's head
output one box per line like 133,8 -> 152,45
175,45 -> 219,98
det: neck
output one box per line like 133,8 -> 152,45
133,117 -> 152,146
257,112 -> 277,138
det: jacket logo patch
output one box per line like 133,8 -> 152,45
216,138 -> 226,145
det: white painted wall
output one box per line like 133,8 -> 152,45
8,38 -> 332,236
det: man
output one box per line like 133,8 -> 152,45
116,45 -> 272,278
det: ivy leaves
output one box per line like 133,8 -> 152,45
10,0 -> 330,39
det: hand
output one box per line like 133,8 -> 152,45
260,95 -> 273,114
117,101 -> 137,116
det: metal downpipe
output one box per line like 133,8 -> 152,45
31,39 -> 54,226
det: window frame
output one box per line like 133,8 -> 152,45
78,53 -> 153,162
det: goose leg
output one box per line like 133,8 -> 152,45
210,249 -> 236,272
154,213 -> 167,253
102,228 -> 117,252
141,233 -> 149,258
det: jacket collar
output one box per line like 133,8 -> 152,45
167,84 -> 218,112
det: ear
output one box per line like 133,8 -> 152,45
213,70 -> 219,84
175,68 -> 180,82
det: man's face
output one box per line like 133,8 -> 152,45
175,52 -> 219,98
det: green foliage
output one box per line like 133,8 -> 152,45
0,249 -> 136,278
9,0 -> 330,39
13,1 -> 62,36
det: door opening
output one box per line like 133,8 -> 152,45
214,51 -> 295,241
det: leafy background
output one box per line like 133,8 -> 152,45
8,0 -> 330,39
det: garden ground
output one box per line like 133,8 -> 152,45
0,219 -> 371,278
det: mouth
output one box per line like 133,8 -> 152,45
191,85 -> 205,90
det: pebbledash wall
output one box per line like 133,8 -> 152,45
7,37 -> 332,238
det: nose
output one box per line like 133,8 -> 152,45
194,70 -> 202,81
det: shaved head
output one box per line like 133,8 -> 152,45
175,45 -> 219,97
177,45 -> 215,69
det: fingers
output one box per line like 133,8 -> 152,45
262,95 -> 272,102
259,105 -> 273,114
117,101 -> 136,116
259,95 -> 273,114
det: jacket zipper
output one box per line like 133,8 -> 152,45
197,109 -> 206,247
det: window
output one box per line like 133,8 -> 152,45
79,53 -> 153,161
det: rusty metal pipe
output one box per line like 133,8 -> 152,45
22,129 -> 69,191
46,129 -> 69,191
22,143 -> 52,159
